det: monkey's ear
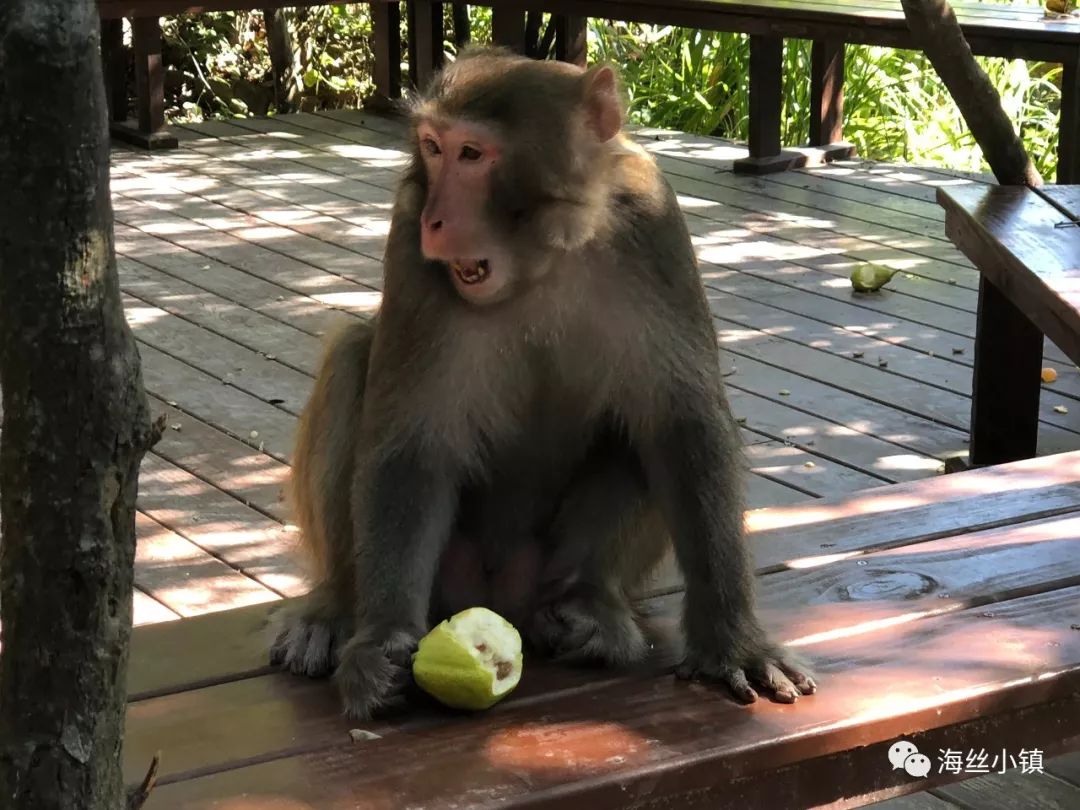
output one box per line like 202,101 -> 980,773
583,65 -> 623,142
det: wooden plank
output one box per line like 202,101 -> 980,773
746,450 -> 1080,567
137,453 -> 305,598
122,451 -> 1080,699
933,768 -> 1080,810
119,256 -> 322,373
134,511 -> 279,618
742,434 -> 888,496
757,511 -> 1080,643
135,584 -> 1080,807
939,185 -> 1080,364
728,387 -> 933,484
137,343 -> 297,463
201,111 -> 1079,393
1047,750 -> 1080,785
141,113 -> 1080,419
124,293 -> 314,414
133,588 -> 180,627
128,601 -> 278,701
1043,185 -> 1080,216
111,198 -> 381,321
114,226 -> 339,337
124,527 -> 1080,787
872,794 -> 961,810
148,394 -> 291,522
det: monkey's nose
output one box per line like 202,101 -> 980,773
428,219 -> 443,232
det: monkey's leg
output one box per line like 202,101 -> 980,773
332,442 -> 461,720
642,392 -> 817,704
270,319 -> 374,677
529,453 -> 666,668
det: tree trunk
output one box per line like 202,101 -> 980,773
901,0 -> 1043,186
0,1 -> 160,808
264,6 -> 296,113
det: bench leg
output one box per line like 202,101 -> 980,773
1058,50 -> 1078,184
110,16 -> 177,150
369,1 -> 402,109
492,8 -> 526,54
969,276 -> 1043,466
554,15 -> 587,67
809,39 -> 855,162
734,35 -> 803,174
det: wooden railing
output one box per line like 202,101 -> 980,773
98,1 -> 1079,181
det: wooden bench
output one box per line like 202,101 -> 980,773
124,450 -> 1080,807
939,184 -> 1080,467
458,0 -> 1080,182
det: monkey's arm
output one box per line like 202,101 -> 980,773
640,390 -> 816,704
334,441 -> 459,719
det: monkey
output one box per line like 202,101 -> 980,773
269,46 -> 816,720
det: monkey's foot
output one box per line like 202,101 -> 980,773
268,604 -> 350,678
334,628 -> 419,721
677,644 -> 817,705
529,593 -> 648,668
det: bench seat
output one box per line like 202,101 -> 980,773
939,184 -> 1080,466
124,450 -> 1080,808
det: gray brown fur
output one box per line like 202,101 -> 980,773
270,47 -> 815,719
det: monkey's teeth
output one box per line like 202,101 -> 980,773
452,259 -> 491,285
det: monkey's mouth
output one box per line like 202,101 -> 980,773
450,259 -> 491,285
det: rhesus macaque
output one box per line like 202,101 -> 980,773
270,47 -> 815,719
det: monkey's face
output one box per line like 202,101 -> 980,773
412,50 -> 626,308
415,119 -> 520,307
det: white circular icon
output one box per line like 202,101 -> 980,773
888,740 -> 919,770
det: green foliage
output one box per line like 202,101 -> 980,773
156,3 -> 1062,178
588,18 -> 1061,179
160,5 -> 378,120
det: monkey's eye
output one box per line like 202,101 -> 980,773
421,138 -> 442,157
460,145 -> 483,161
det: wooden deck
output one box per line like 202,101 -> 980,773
111,111 -> 1080,806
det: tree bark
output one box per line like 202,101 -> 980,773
0,1 -> 159,808
264,7 -> 296,114
901,0 -> 1043,187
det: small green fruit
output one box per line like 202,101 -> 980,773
412,607 -> 523,711
850,264 -> 899,292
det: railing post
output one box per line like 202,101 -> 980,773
407,1 -> 444,91
554,15 -> 587,66
100,17 -> 127,124
734,35 -> 796,173
492,7 -> 526,53
110,16 -> 177,150
370,1 -> 402,108
809,39 -> 856,163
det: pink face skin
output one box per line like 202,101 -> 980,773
417,120 -> 514,305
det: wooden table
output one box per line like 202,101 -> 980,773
124,451 -> 1080,808
939,185 -> 1080,466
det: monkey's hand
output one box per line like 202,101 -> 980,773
334,627 -> 420,720
677,635 -> 817,705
